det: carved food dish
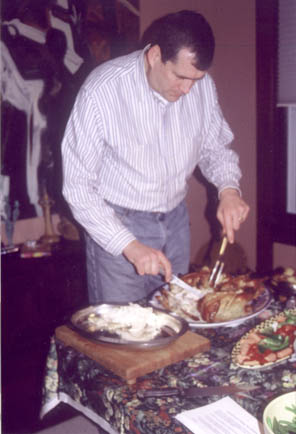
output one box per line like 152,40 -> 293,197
149,267 -> 271,328
232,309 -> 296,369
69,303 -> 188,349
270,267 -> 296,289
265,267 -> 296,303
267,267 -> 296,298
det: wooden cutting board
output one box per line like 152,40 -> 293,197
55,325 -> 210,384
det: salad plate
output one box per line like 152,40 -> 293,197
231,308 -> 296,369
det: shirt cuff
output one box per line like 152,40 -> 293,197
105,229 -> 136,256
218,184 -> 242,198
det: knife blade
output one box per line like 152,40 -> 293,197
137,384 -> 257,399
160,271 -> 206,299
170,274 -> 204,297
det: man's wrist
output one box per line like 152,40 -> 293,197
219,187 -> 241,199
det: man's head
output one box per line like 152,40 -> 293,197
141,10 -> 215,70
141,10 -> 215,102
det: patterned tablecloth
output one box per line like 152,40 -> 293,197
41,296 -> 296,434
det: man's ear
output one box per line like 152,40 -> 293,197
146,44 -> 162,67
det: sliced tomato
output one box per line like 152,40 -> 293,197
276,324 -> 296,335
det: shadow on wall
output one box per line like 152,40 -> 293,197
192,166 -> 248,274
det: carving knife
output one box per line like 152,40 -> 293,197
137,384 -> 258,399
160,270 -> 206,299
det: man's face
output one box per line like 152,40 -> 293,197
146,47 -> 206,102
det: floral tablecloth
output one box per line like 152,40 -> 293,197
41,298 -> 296,434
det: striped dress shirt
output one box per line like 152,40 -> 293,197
62,48 -> 241,256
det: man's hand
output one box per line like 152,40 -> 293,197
123,240 -> 172,282
217,188 -> 250,244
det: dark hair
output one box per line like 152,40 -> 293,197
141,10 -> 215,71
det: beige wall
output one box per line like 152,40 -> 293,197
274,243 -> 296,269
1,215 -> 61,246
140,0 -> 257,269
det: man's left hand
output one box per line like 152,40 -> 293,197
217,188 -> 250,243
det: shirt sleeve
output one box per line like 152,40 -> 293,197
62,87 -> 136,255
197,77 -> 242,195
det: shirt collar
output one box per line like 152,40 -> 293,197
136,45 -> 170,107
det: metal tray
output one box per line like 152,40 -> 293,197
69,303 -> 188,350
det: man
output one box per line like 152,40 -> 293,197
62,10 -> 249,304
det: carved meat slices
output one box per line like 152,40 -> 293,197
183,268 -> 266,323
197,287 -> 258,322
156,267 -> 267,323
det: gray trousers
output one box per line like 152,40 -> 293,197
85,200 -> 191,304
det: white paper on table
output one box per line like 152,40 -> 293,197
175,396 -> 264,434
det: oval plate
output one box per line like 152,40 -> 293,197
231,308 -> 296,369
69,303 -> 188,350
148,284 -> 272,328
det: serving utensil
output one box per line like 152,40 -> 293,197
208,235 -> 228,287
137,384 -> 259,399
169,273 -> 206,299
159,268 -> 205,299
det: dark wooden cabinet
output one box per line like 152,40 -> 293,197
2,239 -> 88,356
1,239 -> 88,433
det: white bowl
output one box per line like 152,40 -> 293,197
263,391 -> 296,434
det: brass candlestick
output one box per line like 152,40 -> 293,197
39,190 -> 60,244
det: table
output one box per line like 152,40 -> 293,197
41,297 -> 296,434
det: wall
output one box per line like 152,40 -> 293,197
3,0 -> 295,269
1,215 -> 61,246
140,0 -> 257,269
274,243 -> 296,269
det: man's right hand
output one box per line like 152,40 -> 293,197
123,240 -> 172,282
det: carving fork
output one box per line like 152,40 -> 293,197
208,235 -> 228,287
